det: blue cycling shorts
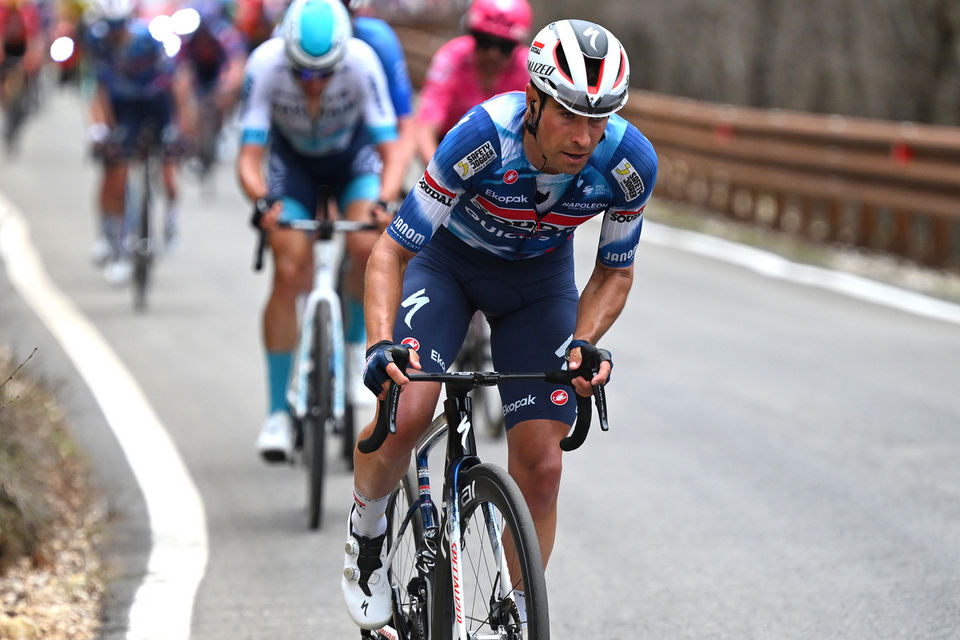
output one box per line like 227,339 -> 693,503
394,227 -> 579,430
267,130 -> 382,221
105,95 -> 178,164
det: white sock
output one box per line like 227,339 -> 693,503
351,486 -> 389,538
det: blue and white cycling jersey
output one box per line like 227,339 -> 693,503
353,15 -> 412,119
387,92 -> 657,267
238,36 -> 397,156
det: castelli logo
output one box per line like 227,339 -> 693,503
503,170 -> 518,184
550,389 -> 568,405
402,337 -> 420,351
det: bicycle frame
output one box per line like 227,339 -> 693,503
287,233 -> 347,423
379,388 -> 515,640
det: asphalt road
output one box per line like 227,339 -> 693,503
2,87 -> 960,640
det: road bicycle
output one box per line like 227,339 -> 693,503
253,205 -> 377,530
357,345 -> 610,640
451,312 -> 503,439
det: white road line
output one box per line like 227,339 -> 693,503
644,222 -> 960,326
0,197 -> 207,640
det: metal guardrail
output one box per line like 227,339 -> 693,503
395,26 -> 960,270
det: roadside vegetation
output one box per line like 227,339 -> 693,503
0,347 -> 104,640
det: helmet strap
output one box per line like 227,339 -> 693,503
523,87 -> 547,138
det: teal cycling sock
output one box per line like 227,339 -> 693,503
344,295 -> 366,345
266,350 -> 293,414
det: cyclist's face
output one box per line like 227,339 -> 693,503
524,89 -> 607,175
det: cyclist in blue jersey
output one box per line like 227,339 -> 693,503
342,18 -> 658,630
237,0 -> 405,462
87,9 -> 196,283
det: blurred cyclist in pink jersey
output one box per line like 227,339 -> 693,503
411,0 -> 531,165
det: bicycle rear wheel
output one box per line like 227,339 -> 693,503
433,463 -> 549,640
132,160 -> 152,311
305,300 -> 334,530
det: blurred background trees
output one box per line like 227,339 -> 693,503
385,0 -> 960,126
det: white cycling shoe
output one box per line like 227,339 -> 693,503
103,257 -> 132,286
342,511 -> 392,629
256,411 -> 294,463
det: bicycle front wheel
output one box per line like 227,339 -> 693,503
305,299 -> 334,530
385,467 -> 429,639
132,161 -> 152,311
434,463 -> 549,640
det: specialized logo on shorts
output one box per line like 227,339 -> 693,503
455,141 -> 496,179
401,337 -> 420,351
550,389 -> 569,405
611,158 -> 645,202
503,170 -> 518,184
503,394 -> 536,416
400,288 -> 430,329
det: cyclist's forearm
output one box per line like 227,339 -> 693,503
363,235 -> 414,347
573,262 -> 634,343
376,137 -> 405,204
237,144 -> 267,202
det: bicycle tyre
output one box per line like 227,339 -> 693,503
305,299 -> 333,530
432,463 -> 549,640
341,398 -> 355,468
132,160 -> 151,311
385,467 -> 428,639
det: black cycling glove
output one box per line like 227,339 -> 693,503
363,341 -> 411,396
565,339 -> 613,382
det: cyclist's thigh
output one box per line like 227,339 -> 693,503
484,259 -> 579,431
267,134 -> 319,223
392,245 -> 474,375
335,142 -> 381,217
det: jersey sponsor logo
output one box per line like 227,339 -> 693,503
527,61 -> 556,76
608,209 -> 643,223
401,337 -> 420,351
484,189 -> 528,204
603,247 -> 638,263
550,389 -> 569,406
560,201 -> 608,211
503,394 -> 536,416
417,175 -> 454,206
431,349 -> 446,370
611,158 -> 645,201
455,141 -> 497,179
400,288 -> 430,329
503,169 -> 519,184
391,216 -> 427,248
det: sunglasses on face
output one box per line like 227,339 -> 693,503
290,65 -> 335,82
471,31 -> 516,55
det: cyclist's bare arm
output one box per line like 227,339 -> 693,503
375,136 -> 406,206
363,233 -> 421,385
569,261 -> 632,393
237,143 -> 267,202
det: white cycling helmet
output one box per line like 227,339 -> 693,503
281,0 -> 352,72
527,19 -> 630,117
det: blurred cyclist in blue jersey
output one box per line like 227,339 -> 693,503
341,19 -> 658,630
87,2 -> 196,283
237,0 -> 405,463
